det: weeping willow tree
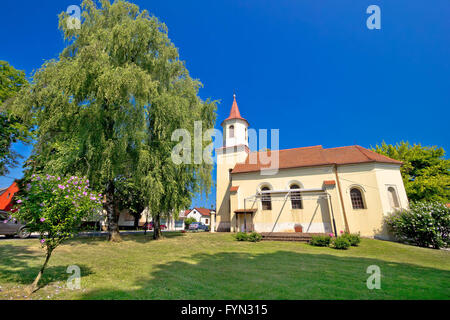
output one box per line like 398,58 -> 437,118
140,94 -> 215,239
11,0 -> 216,241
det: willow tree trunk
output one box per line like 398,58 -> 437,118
153,213 -> 162,240
133,213 -> 140,230
27,248 -> 53,294
105,181 -> 121,242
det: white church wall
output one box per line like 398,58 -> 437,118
374,163 -> 409,215
231,166 -> 338,233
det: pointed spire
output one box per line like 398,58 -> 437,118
223,93 -> 249,125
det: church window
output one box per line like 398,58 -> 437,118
350,188 -> 365,209
229,125 -> 234,138
261,186 -> 272,210
387,186 -> 400,209
290,184 -> 302,209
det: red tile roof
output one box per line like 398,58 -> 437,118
221,94 -> 249,125
0,182 -> 19,211
232,145 -> 402,174
193,207 -> 212,216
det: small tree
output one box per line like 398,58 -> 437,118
184,217 -> 197,229
12,174 -> 101,293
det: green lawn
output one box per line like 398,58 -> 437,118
0,232 -> 449,300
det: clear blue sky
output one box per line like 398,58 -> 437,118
1,0 -> 449,210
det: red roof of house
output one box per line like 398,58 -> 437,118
184,209 -> 191,215
221,94 -> 249,125
232,145 -> 402,174
0,182 -> 19,211
194,207 -> 212,216
185,207 -> 211,216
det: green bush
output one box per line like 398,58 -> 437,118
342,232 -> 361,246
235,232 -> 248,241
235,232 -> 262,242
184,217 -> 197,229
247,232 -> 262,242
310,235 -> 332,247
385,201 -> 450,249
331,236 -> 351,250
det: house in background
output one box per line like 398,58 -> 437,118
184,208 -> 213,226
0,182 -> 19,212
116,208 -> 186,230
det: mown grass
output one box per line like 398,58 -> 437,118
0,232 -> 449,300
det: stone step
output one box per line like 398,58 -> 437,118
260,232 -> 328,242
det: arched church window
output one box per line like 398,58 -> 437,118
290,184 -> 302,209
261,186 -> 272,210
387,187 -> 400,208
229,125 -> 234,138
350,188 -> 365,209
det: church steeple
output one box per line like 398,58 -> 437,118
221,94 -> 249,147
222,94 -> 249,126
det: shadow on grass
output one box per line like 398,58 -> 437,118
63,231 -> 186,246
0,244 -> 93,287
80,250 -> 450,300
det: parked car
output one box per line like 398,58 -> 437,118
142,222 -> 167,231
0,210 -> 31,239
188,222 -> 209,231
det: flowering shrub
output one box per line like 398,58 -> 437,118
385,201 -> 450,249
11,174 -> 102,293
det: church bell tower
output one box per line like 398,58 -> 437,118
215,94 -> 249,232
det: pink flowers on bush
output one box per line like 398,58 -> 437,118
13,174 -> 102,248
